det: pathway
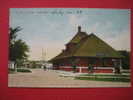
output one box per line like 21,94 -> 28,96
8,69 -> 131,88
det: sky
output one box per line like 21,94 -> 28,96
10,8 -> 130,61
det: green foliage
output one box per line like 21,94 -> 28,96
72,65 -> 77,72
118,50 -> 130,69
10,39 -> 29,61
8,68 -> 15,74
81,74 -> 130,77
75,77 -> 130,82
9,26 -> 22,44
71,58 -> 79,72
76,74 -> 130,82
88,64 -> 93,73
9,27 -> 29,66
17,69 -> 32,73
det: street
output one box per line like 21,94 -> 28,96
8,69 -> 131,88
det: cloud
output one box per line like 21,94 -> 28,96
87,21 -> 113,33
68,14 -> 88,27
102,29 -> 130,51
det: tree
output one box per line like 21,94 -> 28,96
118,50 -> 130,69
10,39 -> 29,61
88,64 -> 93,73
9,27 -> 22,45
9,27 -> 29,69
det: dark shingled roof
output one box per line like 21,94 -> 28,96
50,29 -> 123,62
73,33 -> 122,58
68,31 -> 88,44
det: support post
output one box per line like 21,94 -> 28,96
79,67 -> 82,73
120,59 -> 122,71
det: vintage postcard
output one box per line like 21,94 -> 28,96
8,8 -> 131,88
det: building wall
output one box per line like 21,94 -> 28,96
57,58 -> 115,67
58,66 -> 113,73
53,57 -> 119,73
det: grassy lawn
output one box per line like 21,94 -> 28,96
81,74 -> 130,77
75,74 -> 130,82
17,68 -> 32,73
8,68 -> 32,73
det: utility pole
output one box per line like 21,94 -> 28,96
42,48 -> 46,68
42,48 -> 46,62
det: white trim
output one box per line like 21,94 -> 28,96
59,66 -> 72,68
120,59 -> 122,70
79,67 -> 82,73
8,61 -> 15,69
59,66 -> 114,70
93,67 -> 114,70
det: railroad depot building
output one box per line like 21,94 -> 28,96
50,26 -> 123,73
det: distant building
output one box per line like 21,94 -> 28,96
23,60 -> 53,69
8,61 -> 15,69
50,26 -> 123,73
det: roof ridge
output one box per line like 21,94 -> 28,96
73,33 -> 122,57
90,33 -> 118,52
67,31 -> 88,44
71,35 -> 89,56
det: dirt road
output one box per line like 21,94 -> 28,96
8,69 -> 131,88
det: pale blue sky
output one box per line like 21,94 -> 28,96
10,8 -> 130,60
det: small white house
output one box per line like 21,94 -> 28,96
8,61 -> 15,69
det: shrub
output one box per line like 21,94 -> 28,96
17,69 -> 32,73
8,68 -> 15,74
